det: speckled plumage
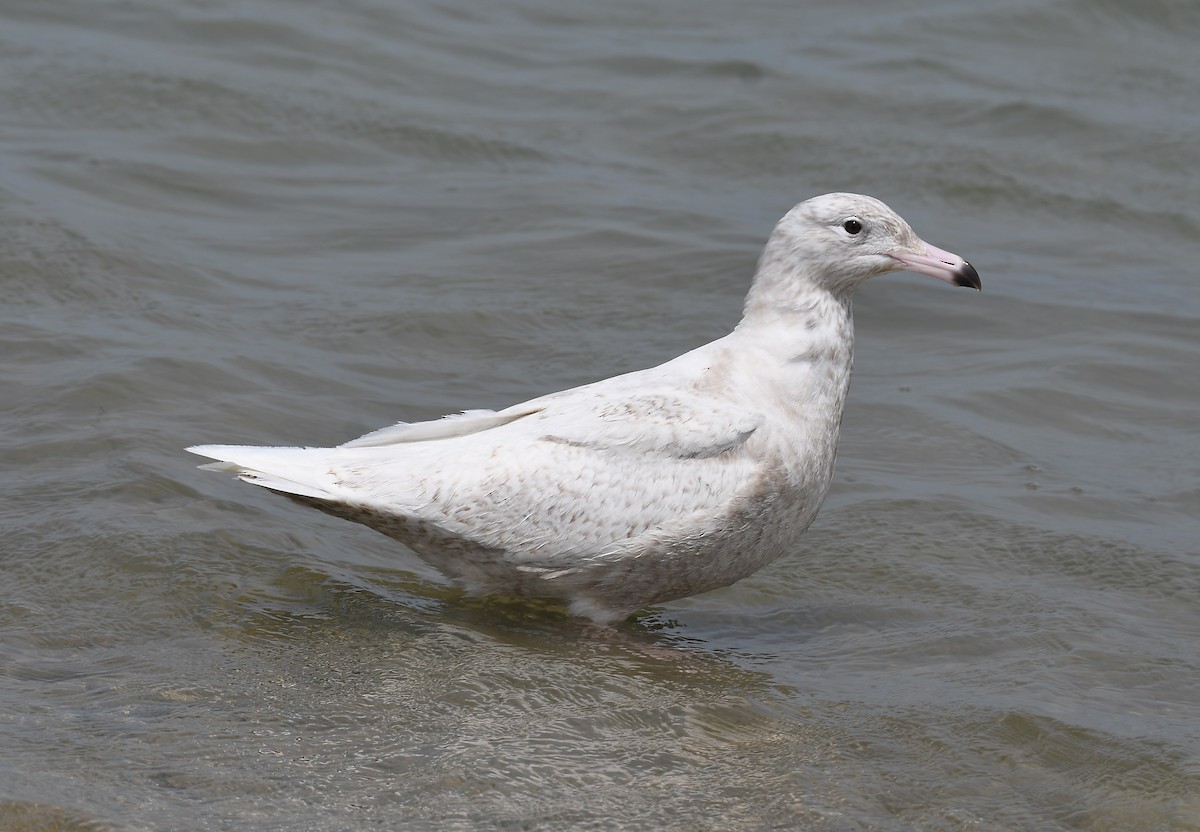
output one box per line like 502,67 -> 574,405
189,193 -> 979,622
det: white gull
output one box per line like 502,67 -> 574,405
188,193 -> 980,623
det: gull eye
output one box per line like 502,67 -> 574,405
842,218 -> 863,235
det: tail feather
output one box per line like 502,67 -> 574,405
186,444 -> 338,501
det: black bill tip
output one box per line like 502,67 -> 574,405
952,261 -> 982,291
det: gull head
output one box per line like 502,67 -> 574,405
762,192 -> 981,297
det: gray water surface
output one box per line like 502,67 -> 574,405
3,0 -> 1199,829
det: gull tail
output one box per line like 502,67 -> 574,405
187,445 -> 339,501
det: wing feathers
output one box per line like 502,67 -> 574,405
187,445 -> 338,501
338,404 -> 543,448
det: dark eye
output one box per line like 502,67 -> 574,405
842,218 -> 863,235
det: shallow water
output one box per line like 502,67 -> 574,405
2,0 -> 1199,829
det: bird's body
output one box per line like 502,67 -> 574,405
189,193 -> 979,622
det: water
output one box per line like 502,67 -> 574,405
2,0 -> 1198,829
